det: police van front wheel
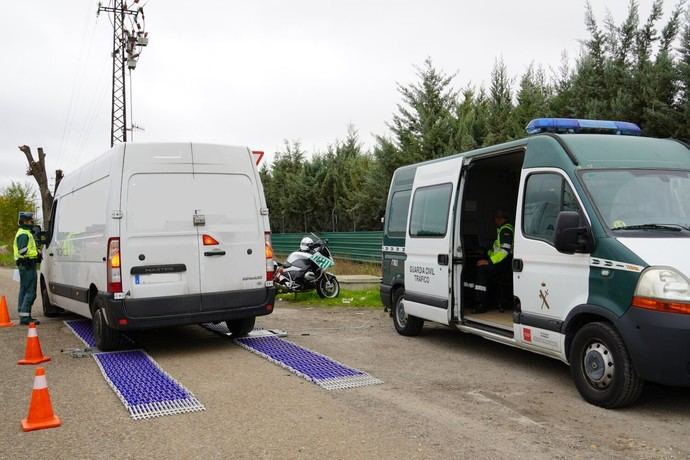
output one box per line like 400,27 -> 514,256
569,322 -> 644,409
392,290 -> 423,336
93,298 -> 123,352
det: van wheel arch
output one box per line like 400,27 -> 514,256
40,275 -> 62,317
563,305 -> 619,359
88,284 -> 100,317
388,282 -> 405,316
392,287 -> 424,336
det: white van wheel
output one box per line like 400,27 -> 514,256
569,322 -> 644,408
392,290 -> 423,336
226,316 -> 256,337
93,298 -> 123,351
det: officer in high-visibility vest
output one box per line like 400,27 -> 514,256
472,209 -> 514,314
14,212 -> 41,325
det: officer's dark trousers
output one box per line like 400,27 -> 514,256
18,265 -> 37,322
473,259 -> 511,308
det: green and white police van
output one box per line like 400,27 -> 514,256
380,118 -> 690,408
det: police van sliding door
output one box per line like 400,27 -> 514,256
404,158 -> 463,325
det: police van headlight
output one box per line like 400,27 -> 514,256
632,267 -> 690,314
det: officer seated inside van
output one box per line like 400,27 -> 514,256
469,209 -> 514,314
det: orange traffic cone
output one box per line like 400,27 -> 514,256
21,367 -> 61,432
17,323 -> 50,365
0,296 -> 13,327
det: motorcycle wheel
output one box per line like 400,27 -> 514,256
316,274 -> 340,299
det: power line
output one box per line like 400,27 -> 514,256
97,0 -> 149,147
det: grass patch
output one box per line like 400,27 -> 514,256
276,288 -> 382,308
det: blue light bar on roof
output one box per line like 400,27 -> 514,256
526,118 -> 642,136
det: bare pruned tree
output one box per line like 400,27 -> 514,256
18,145 -> 63,224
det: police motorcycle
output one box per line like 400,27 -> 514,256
273,234 -> 340,298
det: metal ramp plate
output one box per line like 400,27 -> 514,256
200,322 -> 287,338
64,319 -> 135,348
235,336 -> 383,390
93,350 -> 205,420
65,319 -> 205,420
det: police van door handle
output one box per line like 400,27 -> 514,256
437,254 -> 449,266
512,258 -> 524,272
204,250 -> 226,256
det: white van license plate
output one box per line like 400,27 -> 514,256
134,273 -> 182,285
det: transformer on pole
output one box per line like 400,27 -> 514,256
97,1 -> 148,147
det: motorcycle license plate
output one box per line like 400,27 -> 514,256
310,251 -> 334,269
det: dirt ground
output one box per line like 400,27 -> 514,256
0,267 -> 689,460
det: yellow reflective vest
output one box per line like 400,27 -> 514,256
13,228 -> 38,261
488,223 -> 514,264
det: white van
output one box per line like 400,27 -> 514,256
40,143 -> 275,350
380,118 -> 690,408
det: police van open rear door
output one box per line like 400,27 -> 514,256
404,157 -> 463,325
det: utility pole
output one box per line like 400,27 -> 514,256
97,1 -> 148,147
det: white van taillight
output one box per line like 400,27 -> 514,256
265,232 -> 274,284
202,234 -> 219,245
107,237 -> 123,294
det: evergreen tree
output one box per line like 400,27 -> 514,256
388,57 -> 459,163
483,58 -> 518,145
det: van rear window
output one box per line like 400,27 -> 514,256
386,190 -> 411,237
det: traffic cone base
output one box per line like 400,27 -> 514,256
21,367 -> 61,432
18,356 -> 51,365
0,295 -> 13,327
21,415 -> 61,432
17,323 -> 50,365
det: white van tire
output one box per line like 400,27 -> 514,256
569,322 -> 644,408
392,289 -> 423,336
40,277 -> 62,317
93,298 -> 123,351
226,316 -> 256,337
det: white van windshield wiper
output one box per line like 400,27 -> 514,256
612,223 -> 685,232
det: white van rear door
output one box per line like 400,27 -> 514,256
122,173 -> 202,310
190,144 -> 266,312
194,173 -> 265,307
404,157 -> 463,325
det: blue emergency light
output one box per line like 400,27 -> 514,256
526,118 -> 642,136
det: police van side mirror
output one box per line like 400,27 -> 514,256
554,211 -> 594,254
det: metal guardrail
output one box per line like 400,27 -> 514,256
271,231 -> 383,263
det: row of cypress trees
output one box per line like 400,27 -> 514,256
261,1 -> 690,233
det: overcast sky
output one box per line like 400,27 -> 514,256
1,0 -> 669,199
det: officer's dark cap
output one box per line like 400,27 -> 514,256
18,212 -> 34,223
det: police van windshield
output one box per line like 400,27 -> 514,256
581,169 -> 690,234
